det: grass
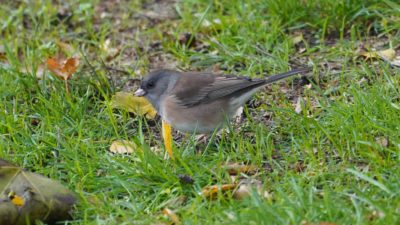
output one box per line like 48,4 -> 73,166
0,0 -> 400,224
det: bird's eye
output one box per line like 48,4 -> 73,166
146,81 -> 155,89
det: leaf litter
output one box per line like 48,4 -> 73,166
0,159 -> 76,225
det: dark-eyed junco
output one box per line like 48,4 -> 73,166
135,68 -> 309,134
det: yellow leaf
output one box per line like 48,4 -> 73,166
201,184 -> 237,199
359,51 -> 379,60
110,92 -> 157,119
358,48 -> 397,63
162,120 -> 174,160
377,48 -> 396,61
109,140 -> 137,154
291,34 -> 304,45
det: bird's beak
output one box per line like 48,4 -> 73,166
134,88 -> 146,97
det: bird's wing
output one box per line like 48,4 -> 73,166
171,68 -> 309,107
172,73 -> 265,107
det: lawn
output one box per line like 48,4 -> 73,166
0,0 -> 399,224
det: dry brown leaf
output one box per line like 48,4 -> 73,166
221,163 -> 259,175
201,184 -> 237,199
109,140 -> 137,154
110,92 -> 157,119
46,57 -> 79,80
163,208 -> 181,225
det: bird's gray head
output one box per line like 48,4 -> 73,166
135,70 -> 180,110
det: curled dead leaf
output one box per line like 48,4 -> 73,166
110,92 -> 157,119
200,184 -> 237,199
221,163 -> 259,175
109,140 -> 137,154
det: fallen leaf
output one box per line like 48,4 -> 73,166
162,120 -> 174,160
292,34 -> 304,45
358,48 -> 400,67
109,140 -> 137,154
0,158 -> 76,225
359,51 -> 379,60
46,57 -> 79,80
377,48 -> 396,61
389,57 -> 400,67
233,179 -> 271,200
163,208 -> 181,225
200,184 -> 237,199
221,163 -> 259,175
375,136 -> 388,147
110,92 -> 157,119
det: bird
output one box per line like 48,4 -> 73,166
135,68 -> 309,134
